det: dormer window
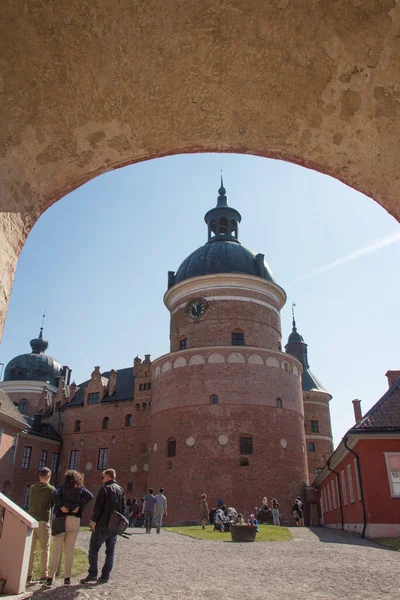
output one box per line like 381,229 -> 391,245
88,392 -> 100,404
19,399 -> 28,414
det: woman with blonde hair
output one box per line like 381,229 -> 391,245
46,470 -> 93,587
199,494 -> 209,530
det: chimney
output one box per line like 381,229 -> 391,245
108,369 -> 117,396
386,370 -> 400,388
352,399 -> 362,423
144,354 -> 151,363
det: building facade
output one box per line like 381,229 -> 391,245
0,181 -> 333,524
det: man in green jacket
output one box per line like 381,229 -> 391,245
27,467 -> 55,583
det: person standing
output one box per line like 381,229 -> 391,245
81,469 -> 125,584
200,494 -> 209,530
27,467 -> 55,584
143,488 -> 156,533
154,488 -> 167,534
292,498 -> 303,526
129,497 -> 139,527
47,470 -> 93,587
271,498 -> 280,526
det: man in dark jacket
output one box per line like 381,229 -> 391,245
81,469 -> 125,584
27,467 -> 55,583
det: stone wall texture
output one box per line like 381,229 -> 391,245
1,1 -> 400,335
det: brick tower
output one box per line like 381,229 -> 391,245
148,179 -> 308,523
285,314 -> 333,481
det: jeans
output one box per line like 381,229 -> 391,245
155,511 -> 164,533
88,527 -> 117,580
272,508 -> 280,526
144,511 -> 153,533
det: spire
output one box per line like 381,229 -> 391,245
292,303 -> 297,331
30,310 -> 49,354
204,174 -> 242,242
285,306 -> 308,369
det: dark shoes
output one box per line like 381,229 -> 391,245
98,577 -> 109,584
64,578 -> 71,585
80,575 -> 98,584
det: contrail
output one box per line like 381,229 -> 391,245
296,231 -> 400,281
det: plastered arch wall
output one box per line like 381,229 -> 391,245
1,1 -> 400,335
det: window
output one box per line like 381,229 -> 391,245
125,414 -> 133,427
232,331 -> 244,346
331,479 -> 337,509
324,487 -> 329,512
340,470 -> 348,505
354,458 -> 362,500
139,384 -> 143,391
347,463 -> 355,503
51,452 -> 59,474
69,450 -> 80,470
307,442 -> 316,452
74,420 -> 81,433
327,484 -> 332,511
23,485 -> 30,509
97,448 -> 108,470
385,453 -> 400,497
9,435 -> 18,464
127,482 -> 133,492
88,392 -> 100,404
311,420 -> 319,433
240,457 -> 249,467
336,477 -> 341,507
180,338 -> 187,350
38,450 -> 48,470
315,467 -> 322,476
210,395 -> 219,405
21,446 -> 32,469
276,398 -> 282,408
102,417 -> 109,430
167,438 -> 176,458
140,442 -> 147,453
19,399 -> 28,414
240,436 -> 253,455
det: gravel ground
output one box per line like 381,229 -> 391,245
26,527 -> 399,600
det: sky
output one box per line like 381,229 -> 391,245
1,153 -> 399,447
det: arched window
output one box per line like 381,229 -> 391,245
167,438 -> 176,458
210,219 -> 217,238
74,420 -> 81,433
219,216 -> 228,235
276,398 -> 282,408
231,219 -> 238,238
180,337 -> 187,350
240,435 -> 253,455
308,442 -> 316,452
232,329 -> 244,346
19,399 -> 28,414
125,414 -> 133,427
210,394 -> 219,405
102,417 -> 109,430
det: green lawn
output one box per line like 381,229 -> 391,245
32,542 -> 88,579
164,524 -> 291,542
372,537 -> 400,552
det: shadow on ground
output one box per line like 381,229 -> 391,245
305,527 -> 390,549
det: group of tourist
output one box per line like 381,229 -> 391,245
27,466 -> 125,587
124,488 -> 167,533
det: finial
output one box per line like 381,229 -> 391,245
292,303 -> 297,330
39,309 -> 46,339
217,171 -> 227,207
220,169 -> 224,189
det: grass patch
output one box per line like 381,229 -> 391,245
32,541 -> 88,579
80,526 -> 92,532
164,524 -> 291,542
372,537 -> 400,551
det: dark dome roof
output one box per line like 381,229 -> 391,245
174,240 -> 275,285
3,329 -> 63,387
287,329 -> 304,344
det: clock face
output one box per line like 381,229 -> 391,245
187,300 -> 206,320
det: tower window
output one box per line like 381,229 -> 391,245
74,420 -> 81,433
240,457 -> 249,467
69,450 -> 80,470
240,436 -> 253,455
167,438 -> 176,458
102,417 -> 109,430
219,216 -> 229,235
97,448 -> 108,470
88,392 -> 100,404
210,395 -> 219,405
19,399 -> 28,414
231,219 -> 238,238
180,338 -> 188,350
311,420 -> 319,433
232,331 -> 244,346
276,398 -> 282,408
125,414 -> 133,427
127,482 -> 133,492
308,442 -> 316,452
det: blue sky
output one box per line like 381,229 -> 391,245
1,153 -> 399,447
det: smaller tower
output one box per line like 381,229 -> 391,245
285,307 -> 333,482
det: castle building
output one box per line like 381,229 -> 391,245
0,180 -> 333,524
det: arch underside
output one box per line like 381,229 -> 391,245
1,0 -> 400,335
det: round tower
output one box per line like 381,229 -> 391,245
149,180 -> 308,523
285,313 -> 333,482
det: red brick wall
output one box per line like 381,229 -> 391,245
0,420 -> 20,498
303,391 -> 333,481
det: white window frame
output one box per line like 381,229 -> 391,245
9,434 -> 18,464
323,487 -> 329,512
331,479 -> 337,509
336,477 -> 341,507
327,484 -> 332,512
384,452 -> 400,498
341,470 -> 348,505
354,458 -> 361,500
347,463 -> 355,503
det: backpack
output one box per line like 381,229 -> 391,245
108,511 -> 130,538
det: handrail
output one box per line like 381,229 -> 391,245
0,492 -> 38,529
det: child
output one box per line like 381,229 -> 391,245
248,513 -> 259,532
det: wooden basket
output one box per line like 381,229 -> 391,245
231,525 -> 257,542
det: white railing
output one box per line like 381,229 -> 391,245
0,492 -> 38,595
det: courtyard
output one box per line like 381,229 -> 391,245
25,526 -> 399,600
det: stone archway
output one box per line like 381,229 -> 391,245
1,1 -> 399,335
